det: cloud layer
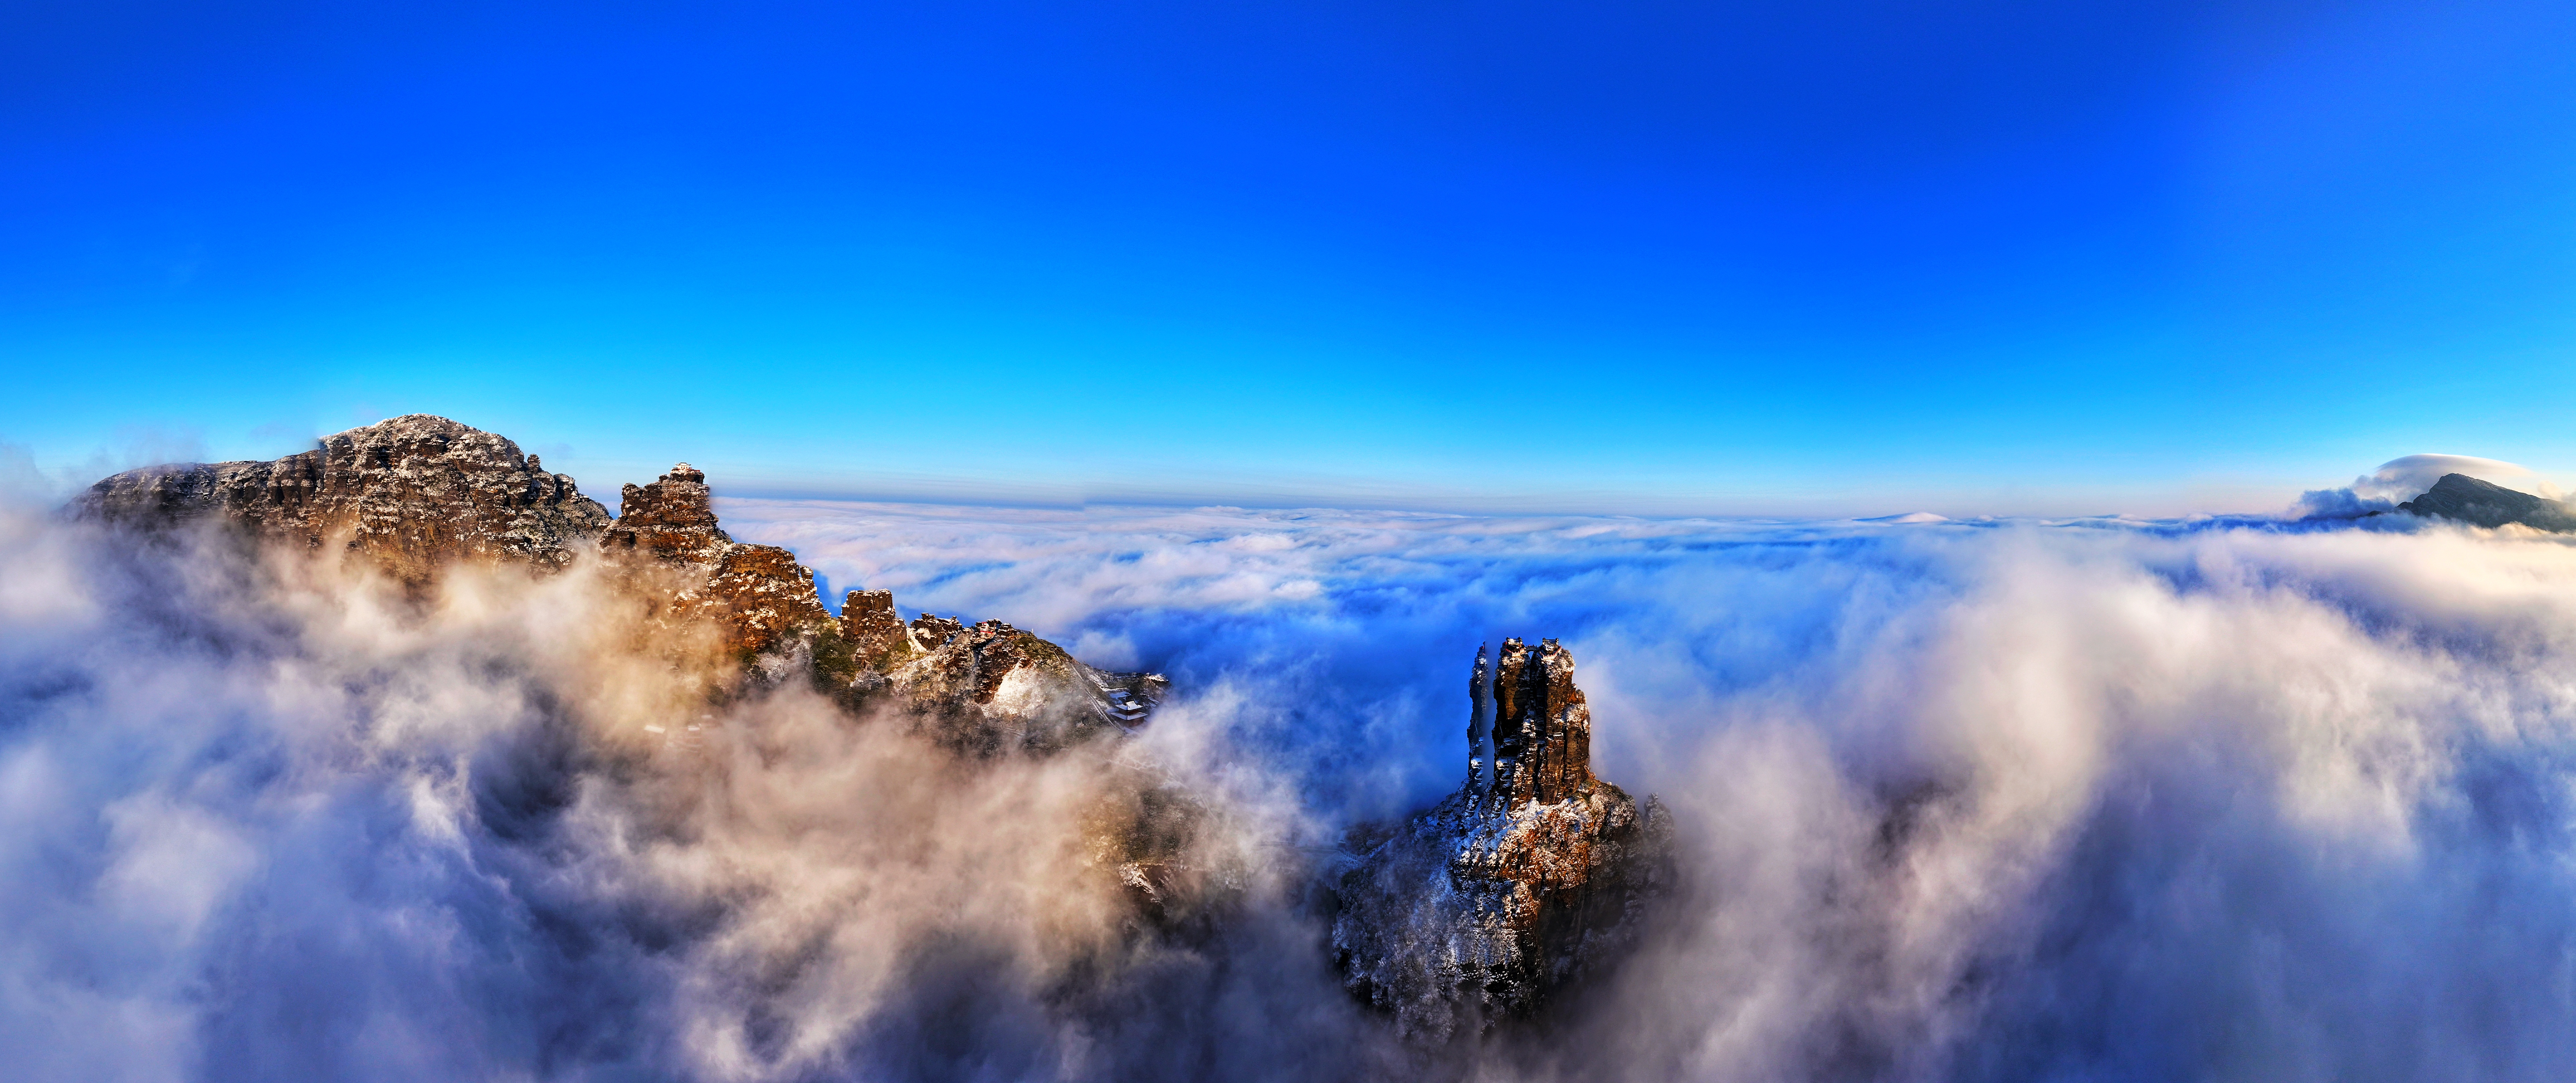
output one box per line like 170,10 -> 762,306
2295,453 -> 2561,518
10,497 -> 2576,1080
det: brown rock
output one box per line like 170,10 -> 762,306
80,414 -> 610,582
600,463 -> 730,561
877,618 -> 1162,753
839,589 -> 925,671
1334,639 -> 1669,1038
908,613 -> 965,650
597,463 -> 834,659
77,416 -> 1163,732
684,542 -> 837,659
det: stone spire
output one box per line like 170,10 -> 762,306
1531,639 -> 1595,803
1491,638 -> 1530,803
1490,637 -> 1595,806
1333,635 -> 1665,1035
1466,644 -> 1494,795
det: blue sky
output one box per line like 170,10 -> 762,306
8,0 -> 2576,515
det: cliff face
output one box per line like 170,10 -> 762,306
1334,639 -> 1669,1039
1489,637 -> 1596,807
602,463 -> 731,559
81,414 -> 609,581
78,416 -> 1161,737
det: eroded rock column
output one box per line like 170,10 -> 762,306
1467,644 -> 1494,796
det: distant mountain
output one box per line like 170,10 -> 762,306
2396,473 -> 2576,531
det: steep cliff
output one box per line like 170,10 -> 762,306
1333,639 -> 1670,1038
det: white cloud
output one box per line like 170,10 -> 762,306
2294,453 -> 2562,519
2352,453 -> 2559,500
10,493 -> 2576,1079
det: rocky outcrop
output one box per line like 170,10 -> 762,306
2397,473 -> 2576,531
1488,637 -> 1597,807
838,589 -> 926,671
601,463 -> 730,559
908,613 -> 965,650
1334,639 -> 1669,1039
864,617 -> 1168,753
78,416 -> 1164,734
599,463 -> 836,659
80,414 -> 609,581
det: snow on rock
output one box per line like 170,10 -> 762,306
1333,639 -> 1673,1039
80,413 -> 609,582
76,415 -> 1163,739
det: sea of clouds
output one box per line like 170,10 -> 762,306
8,487 -> 2576,1081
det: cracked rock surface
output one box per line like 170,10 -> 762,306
1333,639 -> 1671,1039
82,413 -> 609,582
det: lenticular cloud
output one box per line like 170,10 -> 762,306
7,496 -> 2576,1081
2295,452 -> 2560,518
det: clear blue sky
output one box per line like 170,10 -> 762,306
8,0 -> 2576,515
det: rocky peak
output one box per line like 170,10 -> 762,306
1336,639 -> 1669,1038
585,460 -> 839,660
604,463 -> 732,560
79,414 -> 609,581
838,589 -> 925,670
2397,473 -> 2576,531
1487,636 -> 1595,807
845,608 -> 1170,752
77,415 -> 1166,735
888,617 -> 1078,712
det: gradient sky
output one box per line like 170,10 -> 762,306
8,0 -> 2576,515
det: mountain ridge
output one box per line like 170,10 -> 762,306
78,414 -> 1164,743
2395,473 -> 2576,531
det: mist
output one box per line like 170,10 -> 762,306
8,495 -> 2576,1081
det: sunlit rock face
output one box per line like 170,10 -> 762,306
908,612 -> 966,650
602,462 -> 730,559
74,415 -> 1164,736
1333,639 -> 1671,1039
601,462 -> 836,660
838,588 -> 925,670
79,413 -> 610,581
